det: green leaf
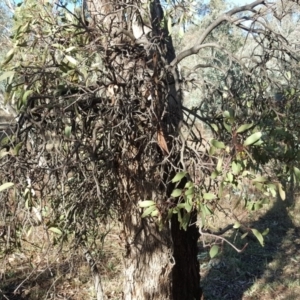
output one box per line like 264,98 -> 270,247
139,200 -> 155,208
48,227 -> 62,235
0,149 -> 9,159
150,209 -> 159,217
252,228 -> 264,247
226,172 -> 233,183
65,55 -> 77,65
223,110 -> 232,118
203,193 -> 216,200
246,201 -> 255,211
262,228 -> 269,236
223,122 -> 232,133
167,16 -> 172,34
184,181 -> 194,189
236,123 -> 254,133
252,176 -> 267,183
23,187 -> 30,198
211,139 -> 225,149
172,171 -> 187,183
294,167 -> 300,182
171,189 -> 182,198
211,124 -> 218,132
277,183 -> 286,200
201,204 -> 213,216
5,47 -> 15,58
211,170 -> 218,179
290,88 -> 295,96
52,43 -> 65,50
179,26 -> 184,38
168,208 -> 174,218
185,187 -> 194,196
64,125 -> 72,137
2,52 -> 14,66
65,46 -> 76,53
185,201 -> 192,213
254,182 -> 263,191
253,139 -> 264,146
27,226 -> 33,237
176,203 -> 186,209
59,63 -> 71,73
177,210 -> 182,223
22,90 -> 33,104
19,21 -> 30,33
243,132 -> 262,146
13,142 -> 23,156
65,12 -> 74,22
241,232 -> 248,239
0,136 -> 10,147
0,71 -> 15,82
254,202 -> 263,210
216,157 -> 223,172
0,182 -> 14,192
141,205 -> 156,218
233,222 -> 240,229
209,145 -> 215,156
232,161 -> 241,175
181,211 -> 190,230
209,245 -> 219,258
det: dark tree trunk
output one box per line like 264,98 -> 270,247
171,213 -> 201,300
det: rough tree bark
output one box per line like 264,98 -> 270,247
84,0 -> 201,299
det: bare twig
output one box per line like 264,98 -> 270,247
170,0 -> 266,67
199,226 -> 249,253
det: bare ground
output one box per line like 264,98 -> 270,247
1,190 -> 300,299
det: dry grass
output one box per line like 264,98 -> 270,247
0,221 -> 124,300
2,186 -> 300,299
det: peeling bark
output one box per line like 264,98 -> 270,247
123,209 -> 173,299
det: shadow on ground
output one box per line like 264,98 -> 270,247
200,187 -> 300,300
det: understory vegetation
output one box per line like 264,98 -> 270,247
1,190 -> 300,300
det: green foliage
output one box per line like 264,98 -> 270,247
243,132 -> 262,147
209,244 -> 219,258
0,182 -> 14,192
0,3 -> 13,92
142,54 -> 300,246
1,0 -> 100,110
251,229 -> 264,247
141,98 -> 299,245
171,171 -> 187,183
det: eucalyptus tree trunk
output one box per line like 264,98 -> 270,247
84,1 -> 201,299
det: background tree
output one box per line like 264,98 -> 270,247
0,1 -> 13,98
1,0 -> 300,299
